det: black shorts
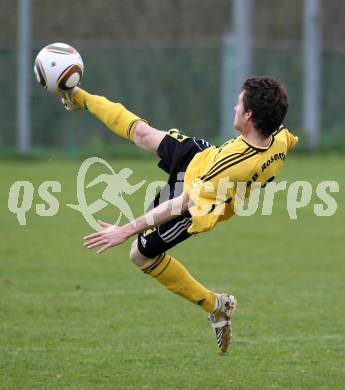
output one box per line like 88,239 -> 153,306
137,129 -> 211,259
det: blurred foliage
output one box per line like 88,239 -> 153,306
1,0 -> 344,152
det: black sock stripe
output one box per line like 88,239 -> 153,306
142,253 -> 165,274
143,254 -> 163,274
127,120 -> 137,140
202,150 -> 259,182
142,253 -> 166,274
154,256 -> 172,278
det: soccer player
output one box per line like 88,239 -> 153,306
61,76 -> 298,353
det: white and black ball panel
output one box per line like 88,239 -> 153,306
34,42 -> 84,93
57,64 -> 83,91
45,43 -> 77,55
34,59 -> 47,88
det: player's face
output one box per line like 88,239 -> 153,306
233,91 -> 250,132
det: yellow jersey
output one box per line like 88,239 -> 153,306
183,126 -> 298,234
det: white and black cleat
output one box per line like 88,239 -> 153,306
209,294 -> 237,353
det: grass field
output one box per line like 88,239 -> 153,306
0,155 -> 344,389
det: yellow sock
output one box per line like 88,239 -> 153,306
72,88 -> 145,142
141,253 -> 216,313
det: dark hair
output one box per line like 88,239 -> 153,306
242,76 -> 288,137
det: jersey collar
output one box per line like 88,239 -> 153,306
240,134 -> 275,152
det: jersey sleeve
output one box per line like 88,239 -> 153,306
277,126 -> 298,150
286,129 -> 298,150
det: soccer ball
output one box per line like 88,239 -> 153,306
34,43 -> 84,93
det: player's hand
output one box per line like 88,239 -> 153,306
83,220 -> 131,254
60,87 -> 80,111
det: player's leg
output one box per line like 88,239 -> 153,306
132,121 -> 166,154
130,239 -> 237,353
64,89 -> 213,156
66,87 -> 165,155
129,239 -> 216,313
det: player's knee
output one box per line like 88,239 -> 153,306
133,122 -> 166,154
129,240 -> 149,267
133,122 -> 152,142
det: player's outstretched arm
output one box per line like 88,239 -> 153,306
83,192 -> 190,254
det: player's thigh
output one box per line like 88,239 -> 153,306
133,121 -> 166,155
137,214 -> 192,259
